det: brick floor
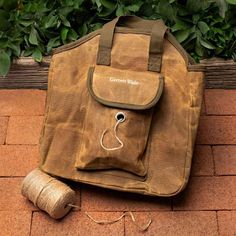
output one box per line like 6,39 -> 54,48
197,116 -> 236,144
81,185 -> 171,211
191,145 -> 214,176
173,176 -> 236,210
0,117 -> 8,144
31,211 -> 124,236
0,211 -> 32,236
6,116 -> 44,144
0,89 -> 45,116
0,89 -> 235,235
125,211 -> 218,236
213,146 -> 236,175
217,211 -> 236,236
205,89 -> 236,115
0,145 -> 39,176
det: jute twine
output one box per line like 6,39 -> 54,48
21,169 -> 76,219
21,169 -> 152,231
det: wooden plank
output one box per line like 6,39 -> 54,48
0,57 -> 236,89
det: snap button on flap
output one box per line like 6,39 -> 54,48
100,112 -> 126,151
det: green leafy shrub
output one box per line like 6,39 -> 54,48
0,0 -> 236,76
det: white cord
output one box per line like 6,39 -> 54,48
100,119 -> 124,151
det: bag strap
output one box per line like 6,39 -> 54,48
96,16 -> 168,72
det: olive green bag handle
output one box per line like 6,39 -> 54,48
96,16 -> 168,72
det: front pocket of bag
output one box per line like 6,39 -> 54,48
75,65 -> 164,176
75,97 -> 153,176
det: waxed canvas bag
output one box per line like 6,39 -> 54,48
39,16 -> 204,197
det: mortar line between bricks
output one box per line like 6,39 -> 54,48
211,145 -> 216,176
0,176 -> 24,178
211,144 -> 236,146
29,211 -> 33,236
3,116 -> 10,145
196,144 -> 236,146
7,115 -> 45,117
214,174 -> 236,176
0,144 -> 38,146
171,209 -> 236,212
215,211 -> 220,236
204,114 -> 236,116
79,209 -> 226,213
197,144 -> 236,146
0,114 -> 45,117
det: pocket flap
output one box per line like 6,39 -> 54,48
87,66 -> 164,110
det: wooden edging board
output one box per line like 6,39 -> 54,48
0,57 -> 236,89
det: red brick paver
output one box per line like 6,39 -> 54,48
191,145 -> 214,176
205,89 -> 236,115
0,89 -> 235,236
6,116 -> 44,144
173,176 -> 236,210
213,146 -> 236,175
0,90 -> 46,116
197,116 -> 236,144
0,145 -> 39,176
0,211 -> 32,236
125,211 -> 218,236
31,211 -> 124,236
0,178 -> 36,211
217,211 -> 236,236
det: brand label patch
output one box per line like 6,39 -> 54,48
109,77 -> 140,86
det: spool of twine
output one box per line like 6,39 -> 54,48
21,168 -> 76,219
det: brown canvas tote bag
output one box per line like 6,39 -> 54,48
39,16 -> 204,197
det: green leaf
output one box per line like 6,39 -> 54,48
80,23 -> 88,36
100,0 -> 116,9
59,15 -> 71,27
0,50 -> 11,77
67,29 -> 78,41
45,15 -> 58,29
29,27 -> 38,45
199,38 -> 216,49
125,1 -> 143,12
158,0 -> 176,22
226,0 -> 236,4
60,27 -> 69,43
23,48 -> 34,57
98,6 -> 116,17
174,29 -> 190,43
186,0 -> 202,13
171,20 -> 189,32
90,22 -> 103,31
0,38 -> 8,48
8,43 -> 21,57
2,0 -> 18,11
47,37 -> 61,53
215,0 -> 228,17
19,20 -> 34,27
195,39 -> 204,57
138,3 -> 154,17
116,4 -> 125,16
0,9 -> 10,31
32,48 -> 42,62
94,0 -> 102,8
198,21 -> 209,35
